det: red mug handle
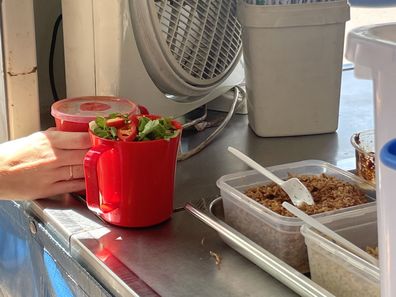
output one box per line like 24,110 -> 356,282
84,144 -> 116,214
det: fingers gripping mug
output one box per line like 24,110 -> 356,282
84,118 -> 182,227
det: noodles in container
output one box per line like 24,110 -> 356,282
351,129 -> 375,183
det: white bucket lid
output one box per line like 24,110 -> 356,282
346,23 -> 396,79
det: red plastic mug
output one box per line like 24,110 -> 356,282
84,117 -> 182,227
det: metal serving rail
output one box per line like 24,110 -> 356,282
0,70 -> 374,297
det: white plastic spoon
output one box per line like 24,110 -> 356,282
228,146 -> 314,207
282,201 -> 379,266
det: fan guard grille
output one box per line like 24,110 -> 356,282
154,0 -> 242,82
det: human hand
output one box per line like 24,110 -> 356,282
0,129 -> 91,200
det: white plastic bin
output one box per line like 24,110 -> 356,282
346,23 -> 396,297
301,222 -> 380,297
238,1 -> 350,136
216,160 -> 376,273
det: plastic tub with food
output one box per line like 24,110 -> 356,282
351,129 -> 375,183
216,160 -> 376,273
301,221 -> 379,297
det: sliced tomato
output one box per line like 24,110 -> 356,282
138,105 -> 149,115
171,119 -> 182,130
128,114 -> 140,128
128,111 -> 155,129
106,117 -> 126,128
117,124 -> 137,141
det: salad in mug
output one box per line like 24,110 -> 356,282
91,113 -> 181,142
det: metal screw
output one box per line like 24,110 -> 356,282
29,220 -> 37,235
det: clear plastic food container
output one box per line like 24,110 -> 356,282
216,160 -> 376,273
351,129 -> 375,184
301,221 -> 379,297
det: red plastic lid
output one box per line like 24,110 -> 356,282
51,96 -> 140,123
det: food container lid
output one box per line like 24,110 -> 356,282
51,96 -> 140,123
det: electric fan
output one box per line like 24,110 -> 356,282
61,0 -> 244,117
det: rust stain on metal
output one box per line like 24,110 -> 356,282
7,66 -> 37,77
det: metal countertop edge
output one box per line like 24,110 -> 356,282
184,200 -> 335,297
69,235 -> 159,297
25,200 -> 159,297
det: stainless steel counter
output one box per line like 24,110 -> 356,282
27,70 -> 374,297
